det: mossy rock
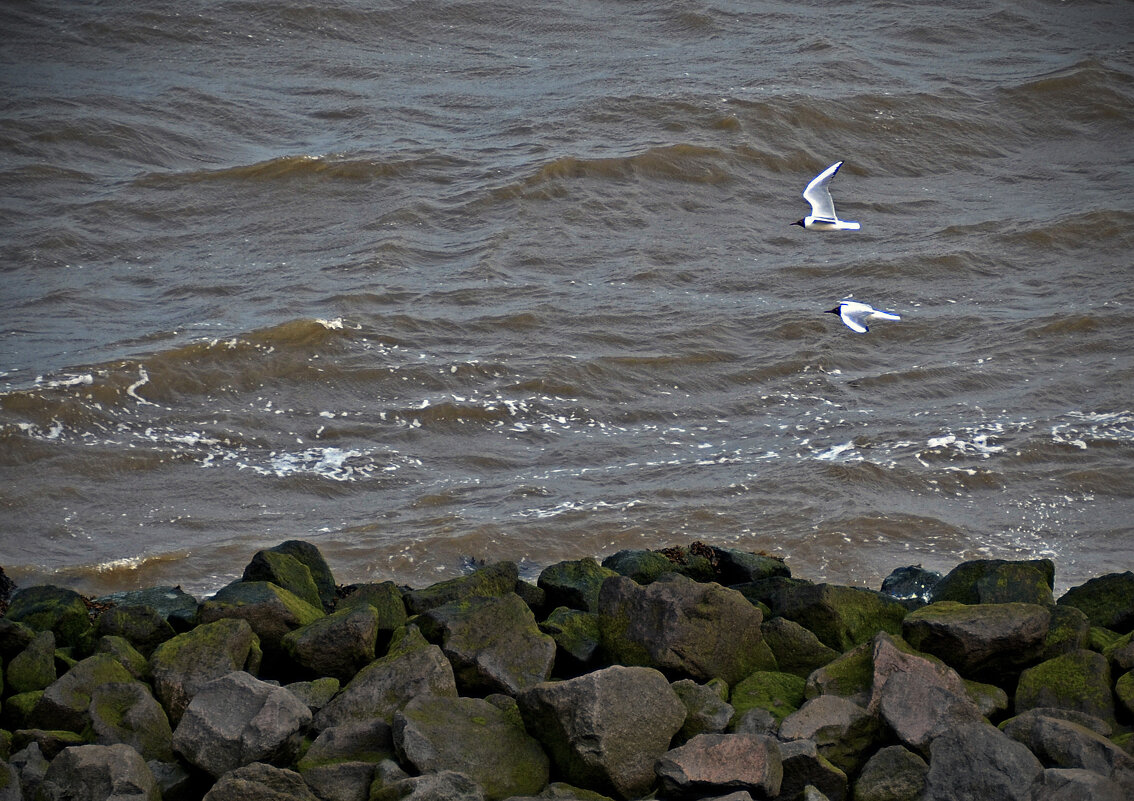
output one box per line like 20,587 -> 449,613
0,691 -> 43,730
4,586 -> 94,654
243,549 -> 323,611
281,604 -> 380,681
6,630 -> 57,694
197,580 -> 324,669
780,583 -> 908,652
10,729 -> 86,760
1115,669 -> 1134,718
285,676 -> 340,713
962,679 -> 1009,719
1057,571 -> 1134,632
336,581 -> 408,636
540,607 -> 602,670
709,547 -> 792,584
1042,604 -> 1090,658
266,540 -> 338,611
1103,630 -> 1134,674
930,558 -> 1055,605
537,558 -> 618,612
96,586 -> 199,632
94,605 -> 176,657
403,561 -> 519,616
600,549 -> 678,584
88,681 -> 174,761
1015,649 -> 1115,725
33,653 -> 136,732
94,635 -> 149,682
1086,626 -> 1123,653
761,616 -> 839,678
730,670 -> 807,724
804,640 -> 875,706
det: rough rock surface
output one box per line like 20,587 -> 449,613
929,558 -> 1055,605
1057,572 -> 1134,632
1015,649 -> 1116,724
1000,710 -> 1134,784
901,601 -> 1051,680
779,694 -> 880,775
296,720 -> 394,801
671,678 -> 733,741
654,733 -> 783,800
196,580 -> 324,666
281,604 -> 380,681
88,681 -> 174,761
921,721 -> 1044,801
201,762 -> 320,801
778,738 -> 847,801
851,745 -> 928,801
37,743 -> 159,801
402,561 -> 519,616
537,558 -> 619,612
370,769 -> 486,801
761,616 -> 839,678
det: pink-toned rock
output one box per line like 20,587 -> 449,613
654,733 -> 782,800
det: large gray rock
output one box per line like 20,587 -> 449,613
197,581 -> 324,668
88,681 -> 174,762
1015,650 -> 1116,725
96,586 -> 199,632
370,770 -> 485,801
37,744 -> 159,801
149,617 -> 261,725
1032,768 -> 1131,801
761,617 -> 839,679
537,558 -> 619,612
4,585 -> 94,653
0,761 -> 19,801
922,721 -> 1043,801
403,561 -> 519,616
930,558 -> 1055,605
851,745 -> 927,801
1000,710 -> 1134,785
779,695 -> 881,776
393,695 -> 548,800
416,593 -> 555,695
335,581 -> 408,651
601,549 -> 680,584
598,573 -> 767,685
202,762 -> 320,801
901,601 -> 1051,680
33,654 -> 136,732
95,605 -> 176,657
709,546 -> 791,584
777,739 -> 847,801
518,665 -> 685,800
671,679 -> 733,741
242,549 -> 324,611
312,627 -> 457,731
654,733 -> 783,800
281,604 -> 380,681
172,671 -> 312,778
296,720 -> 394,801
1057,572 -> 1134,632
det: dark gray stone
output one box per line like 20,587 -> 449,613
95,605 -> 176,657
1000,711 -> 1134,782
403,562 -> 519,616
880,565 -> 942,606
6,629 -> 56,694
296,720 -> 394,801
88,681 -> 174,762
197,581 -> 324,668
851,745 -> 927,801
266,540 -> 338,611
930,558 -> 1055,605
779,695 -> 881,776
1032,768 -> 1131,801
540,607 -> 602,670
201,762 -> 320,801
671,678 -> 734,741
96,587 -> 199,632
281,604 -> 379,681
537,558 -> 619,612
601,549 -> 679,584
922,721 -> 1043,801
4,586 -> 93,653
1015,650 -> 1115,725
369,770 -> 485,801
33,654 -> 136,732
761,617 -> 839,679
709,547 -> 791,585
37,744 -> 159,801
242,550 -> 324,610
778,739 -> 847,801
1057,572 -> 1134,632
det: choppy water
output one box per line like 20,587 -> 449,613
2,0 -> 1133,598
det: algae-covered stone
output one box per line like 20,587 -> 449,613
1015,649 -> 1115,725
671,678 -> 735,741
962,678 -> 1009,718
745,580 -> 907,652
709,546 -> 791,584
930,558 -> 1055,605
761,617 -> 839,679
730,671 -> 807,725
88,681 -> 174,761
537,558 -> 618,612
780,694 -> 881,775
202,762 -> 320,801
6,630 -> 56,694
95,635 -> 150,681
1057,572 -> 1134,632
37,743 -> 160,801
804,640 -> 874,707
394,695 -> 549,801
34,653 -> 136,732
94,605 -> 176,657
266,540 -> 338,611
9,730 -> 85,761
369,769 -> 485,801
297,720 -> 393,801
149,617 -> 260,726
336,581 -> 408,645
403,561 -> 519,616
197,580 -> 324,668
1117,670 -> 1134,717
1103,631 -> 1134,673
1000,709 -> 1134,780
243,549 -> 323,611
540,607 -> 602,670
97,586 -> 199,632
282,603 -> 380,681
601,549 -> 678,584
852,745 -> 928,801
1,690 -> 42,730
1043,604 -> 1091,659
778,738 -> 847,801
285,676 -> 340,713
4,586 -> 93,653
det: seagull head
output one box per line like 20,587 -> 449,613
791,219 -> 806,227
824,306 -> 841,316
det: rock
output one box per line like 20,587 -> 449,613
34,653 -> 136,732
172,671 -> 311,778
312,627 -> 457,730
95,635 -> 150,681
1117,670 -> 1134,717
6,629 -> 56,693
335,582 -> 408,651
540,607 -> 602,671
149,618 -> 261,726
880,565 -> 942,606
962,678 -> 1009,718
778,739 -> 847,801
851,745 -> 928,801
518,665 -> 685,800
296,720 -> 394,801
600,549 -> 678,584
1043,604 -> 1091,659
10,730 -> 85,760
201,762 -> 320,801
0,618 -> 36,662
534,782 -> 617,800
95,605 -> 176,657
4,586 -> 94,653
1000,710 -> 1134,782
416,593 -> 555,695
403,561 -> 519,616
9,742 -> 49,800
804,641 -> 874,707
654,733 -> 783,800
867,633 -> 984,754
745,580 -> 907,652
728,707 -> 778,736
598,573 -> 768,685
0,760 -> 19,801
708,547 -> 791,585
286,676 -> 340,713
779,695 -> 881,776
243,550 -> 323,611
265,540 -> 338,611
1,691 -> 43,730
900,601 -> 1051,681
393,695 -> 549,801
761,617 -> 839,679
1057,572 -> 1134,632
37,744 -> 159,801
97,587 -> 199,632
921,721 -> 1043,801
281,604 -> 380,681
197,581 -> 324,669
369,770 -> 486,801
671,679 -> 734,741
730,671 -> 807,725
1032,767 -> 1131,801
1103,631 -> 1134,673
1015,650 -> 1115,725
537,558 -> 618,612
88,681 -> 174,761
930,558 -> 1055,605
1007,707 -> 1112,736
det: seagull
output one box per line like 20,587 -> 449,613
825,300 -> 900,333
792,161 -> 860,231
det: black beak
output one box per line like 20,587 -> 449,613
791,220 -> 805,227
824,308 -> 840,315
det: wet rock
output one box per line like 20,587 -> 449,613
1043,604 -> 1091,659
242,549 -> 324,611
777,739 -> 847,801
1000,710 -> 1134,782
671,678 -> 733,741
537,558 -> 619,612
95,635 -> 150,681
417,593 -> 555,695
393,695 -> 549,800
654,733 -> 783,800
37,743 -> 159,801
730,670 -> 807,725
97,587 -> 199,633
335,581 -> 408,651
6,629 -> 56,693
518,665 -> 685,800
745,580 -> 907,652
296,720 -> 394,801
1057,572 -> 1134,632
88,681 -> 174,761
149,617 -> 261,726
880,565 -> 942,606
95,605 -> 176,657
921,721 -> 1043,801
312,627 -> 457,730
370,769 -> 485,801
900,601 -> 1051,681
197,581 -> 323,669
761,617 -> 839,679
202,762 -> 319,801
540,607 -> 602,671
601,549 -> 678,584
265,540 -> 338,611
779,695 -> 881,776
930,558 -> 1055,605
34,653 -> 136,732
598,572 -> 768,684
1103,631 -> 1134,673
709,546 -> 791,585
1117,670 -> 1134,717
172,670 -> 311,778
4,586 -> 94,653
851,745 -> 927,801
1015,649 -> 1115,725
281,604 -> 379,681
403,561 -> 519,616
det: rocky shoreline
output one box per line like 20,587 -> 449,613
1,541 -> 1132,801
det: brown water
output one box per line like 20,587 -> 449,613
2,0 -> 1133,598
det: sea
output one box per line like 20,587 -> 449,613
2,0 -> 1132,600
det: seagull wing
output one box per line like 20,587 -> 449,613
802,161 -> 843,220
839,308 -> 869,333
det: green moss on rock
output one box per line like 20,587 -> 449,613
1015,649 -> 1115,725
730,670 -> 807,724
1057,571 -> 1134,632
4,586 -> 94,654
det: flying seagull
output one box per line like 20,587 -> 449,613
825,300 -> 900,333
792,161 -> 860,231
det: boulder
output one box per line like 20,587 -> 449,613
197,581 -> 324,669
601,549 -> 679,584
393,695 -> 549,800
97,587 -> 199,632
369,769 -> 485,801
0,618 -> 36,661
761,617 -> 839,678
148,617 -> 260,725
730,670 -> 807,725
4,586 -> 93,653
804,641 -> 874,707
402,561 -> 518,616
537,558 -> 618,612
37,744 -> 159,801
921,721 -> 1044,801
900,601 -> 1051,681
1,691 -> 43,731
335,581 -> 408,650
851,745 -> 928,801
708,547 -> 791,584
1000,710 -> 1134,782
281,604 -> 380,681
1057,572 -> 1134,632
1103,631 -> 1134,673
671,678 -> 734,741
172,671 -> 311,778
540,607 -> 602,671
1032,767 -> 1131,801
285,677 -> 340,713
518,665 -> 685,800
33,654 -> 136,732
242,550 -> 323,611
265,540 -> 338,611
1117,670 -> 1134,717
598,573 -> 768,685
778,739 -> 847,801
201,762 -> 320,801
416,593 -> 555,695
1043,604 -> 1091,659
930,558 -> 1055,605
95,605 -> 176,657
654,733 -> 783,800
9,741 -> 49,800
880,565 -> 942,606
779,695 -> 881,776
95,635 -> 150,682
6,629 -> 56,694
963,678 -> 1009,718
88,681 -> 174,761
312,627 -> 457,731
9,730 -> 85,760
296,720 -> 394,801
0,760 -> 19,801
1015,650 -> 1115,725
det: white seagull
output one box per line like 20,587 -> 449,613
792,161 -> 860,231
825,300 -> 900,333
